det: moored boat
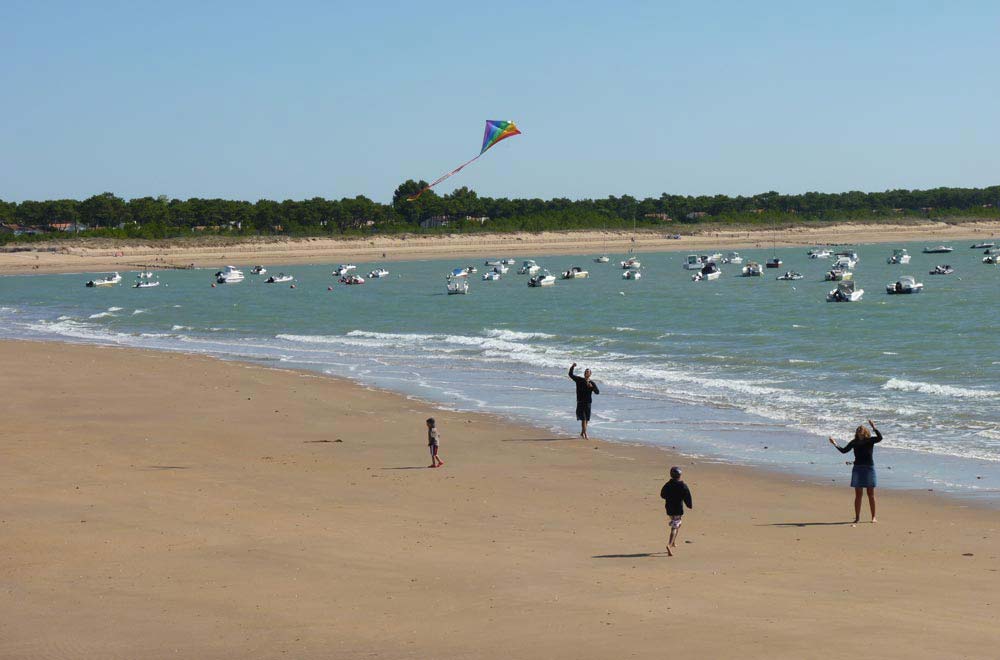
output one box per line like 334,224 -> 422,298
368,268 -> 390,278
721,251 -> 743,264
776,271 -> 803,281
827,279 -> 864,302
928,264 -> 954,275
765,257 -> 782,269
527,270 -> 556,287
622,268 -> 642,280
251,265 -> 267,275
518,260 -> 540,275
683,254 -> 705,270
85,272 -> 123,287
887,248 -> 911,264
594,255 -> 610,263
923,245 -> 953,254
886,275 -> 923,294
561,266 -> 589,279
691,262 -> 721,282
741,261 -> 764,277
340,274 -> 365,285
134,279 -> 160,288
266,273 -> 294,283
447,278 -> 470,294
215,266 -> 244,284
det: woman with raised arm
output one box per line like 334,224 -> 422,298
829,420 -> 883,523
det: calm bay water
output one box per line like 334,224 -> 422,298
2,241 -> 999,501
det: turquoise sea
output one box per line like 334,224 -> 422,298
2,241 -> 998,502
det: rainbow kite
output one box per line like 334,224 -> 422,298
407,120 -> 521,201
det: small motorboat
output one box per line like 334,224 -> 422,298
776,271 -> 803,281
484,260 -> 502,266
928,264 -> 954,275
85,272 -> 123,287
447,278 -> 470,295
620,257 -> 641,269
464,265 -> 478,274
886,275 -> 923,294
887,249 -> 911,265
824,268 -> 853,282
827,279 -> 864,302
368,268 -> 390,279
492,263 -> 509,274
561,266 -> 589,279
594,256 -> 610,263
683,254 -> 705,270
134,279 -> 160,288
251,265 -> 267,275
216,266 -> 244,284
971,242 -> 995,249
692,262 -> 721,282
807,248 -> 832,259
984,247 -> 1000,255
923,246 -> 953,254
834,250 -> 859,262
705,252 -> 723,263
518,260 -> 540,275
527,270 -> 556,287
622,268 -> 642,280
334,264 -> 357,276
833,255 -> 857,270
983,255 -> 1000,265
741,262 -> 764,277
482,271 -> 502,281
501,258 -> 517,265
340,274 -> 365,285
135,270 -> 154,278
765,257 -> 783,269
266,273 -> 294,283
721,252 -> 743,264
449,267 -> 469,279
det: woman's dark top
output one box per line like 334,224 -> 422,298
660,479 -> 693,516
836,429 -> 883,466
569,365 -> 599,403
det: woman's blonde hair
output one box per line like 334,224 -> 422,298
855,425 -> 871,441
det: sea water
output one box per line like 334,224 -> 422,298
2,243 -> 998,502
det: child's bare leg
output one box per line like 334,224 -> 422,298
580,419 -> 588,439
867,487 -> 876,522
666,525 -> 675,555
670,526 -> 681,547
853,488 -> 863,523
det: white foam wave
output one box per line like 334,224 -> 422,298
107,307 -> 123,312
788,359 -> 816,364
132,309 -> 147,315
614,327 -> 636,332
883,351 -> 899,356
483,328 -> 557,341
883,378 -> 999,400
88,312 -> 116,319
172,325 -> 193,331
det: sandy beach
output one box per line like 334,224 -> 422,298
3,220 -> 1000,275
1,340 -> 997,659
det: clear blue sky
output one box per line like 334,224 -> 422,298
2,1 -> 999,203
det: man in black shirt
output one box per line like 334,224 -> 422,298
660,466 -> 693,556
568,362 -> 600,439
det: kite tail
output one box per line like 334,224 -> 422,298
407,154 -> 483,201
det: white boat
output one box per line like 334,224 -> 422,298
824,268 -> 853,282
594,256 -> 610,263
251,265 -> 267,275
518,260 -> 540,275
501,258 -> 517,265
368,268 -> 390,278
622,268 -> 642,280
334,264 -> 357,276
683,254 -> 705,270
887,249 -> 911,265
765,257 -> 783,269
705,252 -> 723,263
721,252 -> 743,264
447,278 -> 470,295
134,279 -> 160,288
807,248 -> 832,259
741,262 -> 764,277
620,257 -> 641,269
215,266 -> 244,284
561,266 -> 589,279
340,274 -> 365,285
464,265 -> 478,274
833,255 -> 857,270
266,273 -> 294,283
691,262 -> 721,282
886,275 -> 923,294
835,250 -> 859,262
776,271 -> 803,281
482,271 -> 502,281
85,272 -> 122,287
492,263 -> 509,274
971,242 -> 995,249
923,246 -> 953,254
527,270 -> 556,287
929,264 -> 954,275
827,279 -> 864,302
135,270 -> 154,278
484,260 -> 502,267
449,267 -> 469,279
983,255 -> 1000,265
984,247 -> 1000,255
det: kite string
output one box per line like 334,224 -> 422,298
407,153 -> 483,201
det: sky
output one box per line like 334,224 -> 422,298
2,1 -> 999,203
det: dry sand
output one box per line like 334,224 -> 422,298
1,341 -> 998,659
3,220 -> 1000,275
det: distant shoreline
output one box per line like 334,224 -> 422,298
3,218 -> 999,275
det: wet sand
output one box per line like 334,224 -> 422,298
1,340 -> 997,659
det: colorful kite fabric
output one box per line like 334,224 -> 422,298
408,120 -> 521,201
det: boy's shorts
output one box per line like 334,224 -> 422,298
668,515 -> 683,529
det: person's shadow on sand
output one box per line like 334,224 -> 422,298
592,552 -> 670,559
760,521 -> 856,527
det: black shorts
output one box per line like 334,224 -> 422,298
576,401 -> 591,421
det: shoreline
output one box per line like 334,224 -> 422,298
3,219 -> 1000,275
2,339 -> 998,658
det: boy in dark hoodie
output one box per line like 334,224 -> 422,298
659,466 -> 693,556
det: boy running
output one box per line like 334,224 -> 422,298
659,466 -> 693,556
426,418 -> 444,468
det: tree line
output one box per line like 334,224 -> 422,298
2,182 -> 998,242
